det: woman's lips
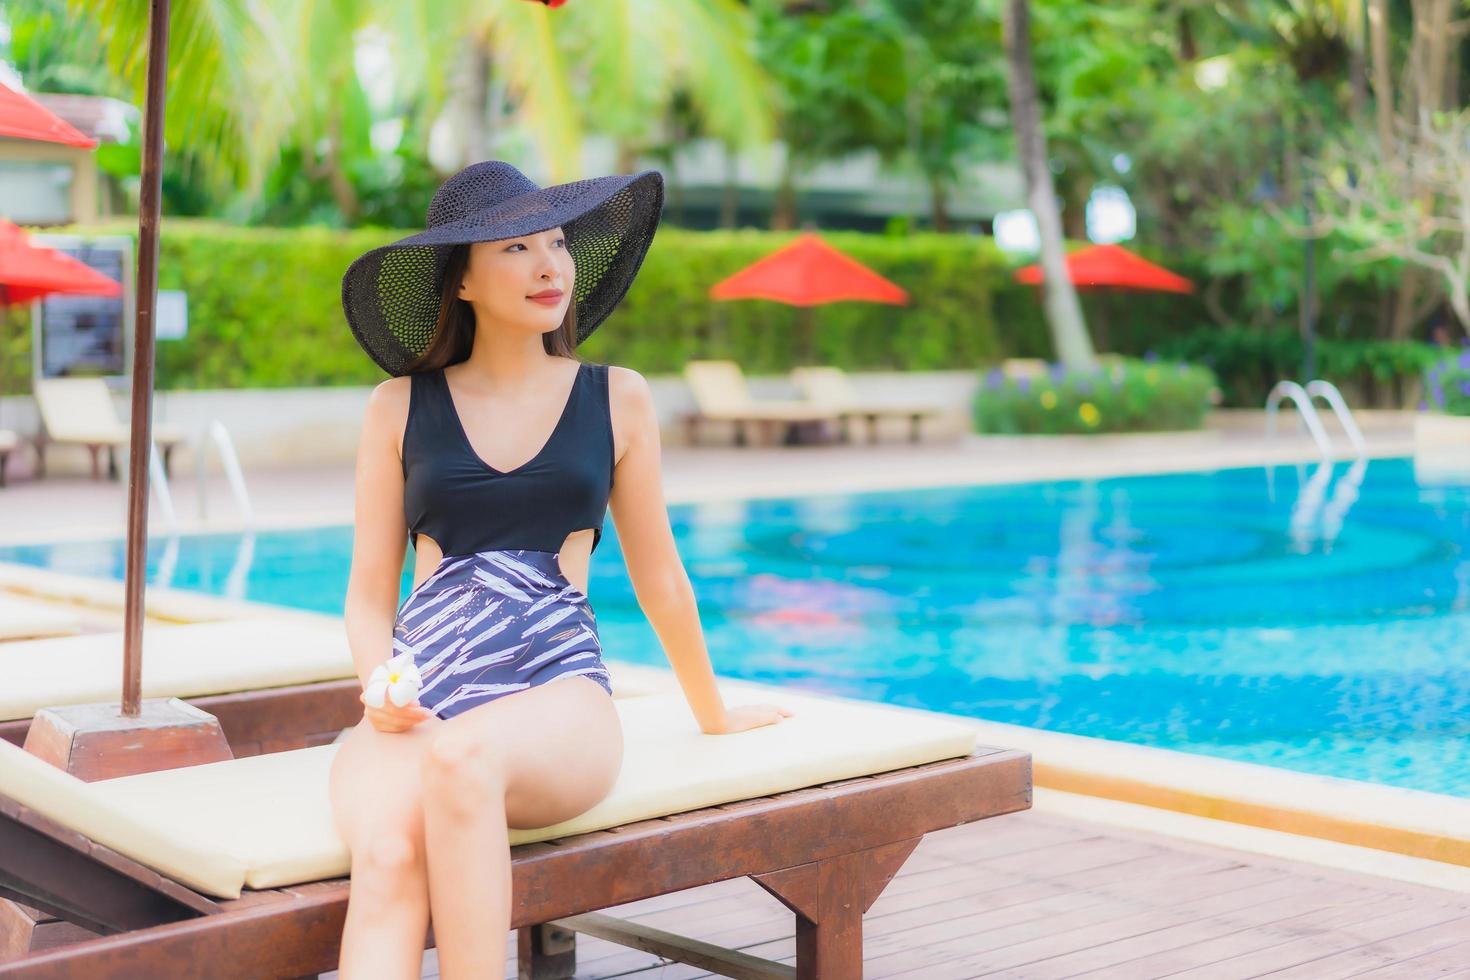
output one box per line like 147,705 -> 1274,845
527,292 -> 563,305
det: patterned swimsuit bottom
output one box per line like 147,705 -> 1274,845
393,549 -> 613,720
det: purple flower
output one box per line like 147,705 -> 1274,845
984,367 -> 1005,390
1144,350 -> 1159,363
1419,399 -> 1430,411
1075,379 -> 1093,395
1048,363 -> 1068,382
1458,349 -> 1470,370
1460,380 -> 1470,397
1016,376 -> 1031,392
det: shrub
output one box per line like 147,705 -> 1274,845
972,356 -> 1215,435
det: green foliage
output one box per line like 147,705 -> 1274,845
972,356 -> 1215,435
39,220 -> 1016,389
1425,349 -> 1470,417
1153,326 -> 1445,407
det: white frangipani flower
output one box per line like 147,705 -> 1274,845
363,652 -> 423,708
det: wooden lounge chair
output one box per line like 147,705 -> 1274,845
0,430 -> 17,487
681,360 -> 843,447
31,378 -> 188,481
0,683 -> 1031,977
0,594 -> 85,643
790,367 -> 949,444
0,619 -> 656,758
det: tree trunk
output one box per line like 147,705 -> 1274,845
1002,0 -> 1096,371
616,142 -> 639,174
928,173 -> 951,232
461,39 -> 494,168
771,145 -> 798,231
721,141 -> 740,229
1368,0 -> 1393,152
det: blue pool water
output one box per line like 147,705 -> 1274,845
4,456 -> 1468,796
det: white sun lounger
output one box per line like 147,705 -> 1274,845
31,377 -> 189,480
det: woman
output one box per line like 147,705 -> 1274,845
330,161 -> 792,978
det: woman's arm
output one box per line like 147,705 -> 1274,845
343,377 -> 411,691
607,367 -> 791,735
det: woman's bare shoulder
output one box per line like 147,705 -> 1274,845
605,364 -> 653,406
604,365 -> 658,462
362,375 -> 413,447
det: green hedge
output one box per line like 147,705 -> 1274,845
0,219 -> 1441,409
2,221 -> 1018,390
973,356 -> 1215,434
1153,326 -> 1445,408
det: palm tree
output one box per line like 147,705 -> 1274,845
66,0 -> 778,204
1001,0 -> 1096,371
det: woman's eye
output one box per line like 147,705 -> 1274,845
507,238 -> 565,252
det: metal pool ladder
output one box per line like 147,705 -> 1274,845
146,418 -> 255,533
1264,379 -> 1366,458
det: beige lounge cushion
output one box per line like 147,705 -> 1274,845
791,367 -> 945,415
1,683 -> 980,899
0,594 -> 84,641
0,429 -> 17,452
0,726 -> 249,896
683,360 -> 834,421
32,377 -> 187,445
0,619 -> 355,722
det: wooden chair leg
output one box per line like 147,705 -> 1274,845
86,445 -> 102,481
0,450 -> 8,487
32,437 -> 46,479
867,414 -> 880,444
106,446 -> 119,481
517,921 -> 577,980
909,413 -> 922,443
753,836 -> 921,980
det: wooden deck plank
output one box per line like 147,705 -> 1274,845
316,809 -> 1470,980
1184,910 -> 1470,979
1345,938 -> 1470,978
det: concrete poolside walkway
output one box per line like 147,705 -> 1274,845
0,409 -> 1420,545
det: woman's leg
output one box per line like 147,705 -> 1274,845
329,715 -> 445,978
420,675 -> 624,979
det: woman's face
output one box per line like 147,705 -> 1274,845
458,227 -> 574,337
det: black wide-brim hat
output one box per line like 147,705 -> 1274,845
341,160 -> 665,376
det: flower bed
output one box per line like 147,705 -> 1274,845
972,356 -> 1216,435
1422,348 -> 1470,416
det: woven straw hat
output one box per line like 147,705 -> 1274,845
341,160 -> 665,376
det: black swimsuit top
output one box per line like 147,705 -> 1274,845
401,360 -> 615,558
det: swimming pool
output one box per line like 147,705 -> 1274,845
3,456 -> 1467,796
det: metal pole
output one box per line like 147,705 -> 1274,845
1301,173 -> 1318,382
121,0 -> 170,717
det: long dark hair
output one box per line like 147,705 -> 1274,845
402,243 -> 579,373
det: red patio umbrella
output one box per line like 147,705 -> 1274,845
711,231 -> 909,305
709,231 -> 908,360
0,219 -> 124,304
0,219 -> 123,434
0,81 -> 97,148
1013,242 -> 1193,293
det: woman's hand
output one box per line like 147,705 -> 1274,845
704,703 -> 795,735
360,691 -> 435,733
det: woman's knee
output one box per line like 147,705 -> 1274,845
349,831 -> 426,904
422,728 -> 505,817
